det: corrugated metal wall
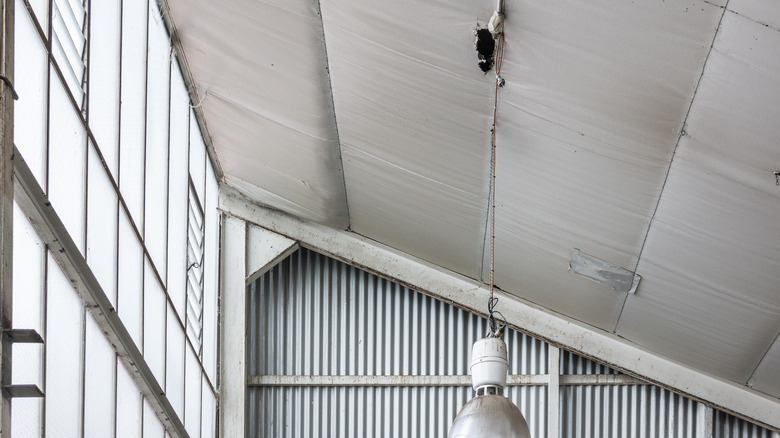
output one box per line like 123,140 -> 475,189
246,248 -> 774,438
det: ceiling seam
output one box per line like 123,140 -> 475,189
611,0 -> 731,334
315,0 -> 352,231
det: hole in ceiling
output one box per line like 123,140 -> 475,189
475,28 -> 495,73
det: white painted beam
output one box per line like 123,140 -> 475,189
245,223 -> 297,284
219,215 -> 246,438
220,186 -> 780,432
548,347 -> 560,438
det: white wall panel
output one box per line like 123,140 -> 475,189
45,253 -> 84,436
87,0 -> 121,178
13,0 -> 48,185
87,143 -> 119,305
84,314 -> 116,438
48,71 -> 86,251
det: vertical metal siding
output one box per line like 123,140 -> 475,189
247,248 -> 775,438
714,411 -> 774,438
560,384 -> 698,437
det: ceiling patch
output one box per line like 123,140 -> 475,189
569,249 -> 641,294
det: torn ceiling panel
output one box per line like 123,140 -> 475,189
166,0 -> 349,228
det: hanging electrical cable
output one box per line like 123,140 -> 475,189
486,31 -> 506,339
450,4 -> 531,436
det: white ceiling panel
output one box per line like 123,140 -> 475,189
490,0 -> 723,329
320,0 -> 497,278
167,0 -> 349,228
618,12 -> 780,383
750,338 -> 780,398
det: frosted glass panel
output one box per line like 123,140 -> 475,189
84,314 -> 116,438
119,0 -> 148,231
11,398 -> 42,438
144,258 -> 167,385
27,0 -> 49,31
143,399 -> 165,438
116,359 -> 142,438
168,62 -> 190,320
189,109 -> 206,201
185,347 -> 202,438
45,253 -> 84,437
88,0 -> 121,177
202,382 -> 216,438
14,0 -> 48,185
87,144 -> 119,306
48,70 -> 86,252
203,162 -> 219,381
166,306 -> 185,418
118,209 -> 144,346
12,202 -> 44,332
144,1 -> 171,282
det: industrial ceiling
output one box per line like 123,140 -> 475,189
165,0 -> 780,428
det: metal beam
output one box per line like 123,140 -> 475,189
0,0 -> 14,434
220,185 -> 780,432
13,147 -> 189,438
247,374 -> 646,387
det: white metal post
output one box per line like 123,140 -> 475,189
219,215 -> 247,437
548,346 -> 560,438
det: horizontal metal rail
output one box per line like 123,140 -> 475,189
248,374 -> 647,387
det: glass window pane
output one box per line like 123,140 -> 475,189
84,313 -> 116,438
45,253 -> 84,437
166,306 -> 185,418
144,258 -> 166,385
203,162 -> 218,381
189,109 -> 206,201
143,399 -> 165,438
119,0 -> 148,230
14,0 -> 48,185
118,209 -> 143,345
48,67 -> 86,252
88,0 -> 121,178
201,381 -> 216,438
184,347 -> 202,438
167,62 -> 189,320
144,1 -> 171,282
87,143 -> 118,306
116,359 -> 142,438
